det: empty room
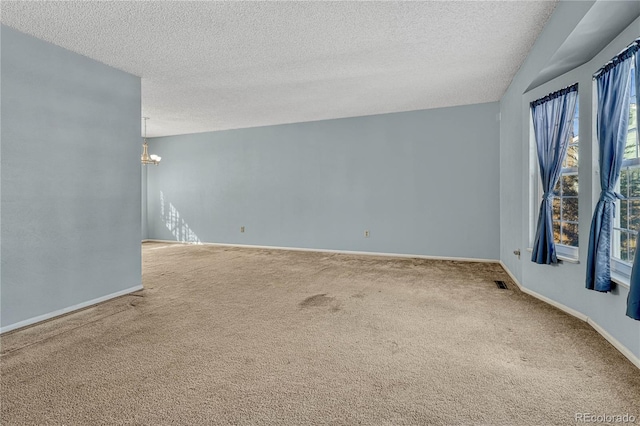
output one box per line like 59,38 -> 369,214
1,1 -> 640,424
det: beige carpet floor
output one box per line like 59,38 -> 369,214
1,242 -> 639,425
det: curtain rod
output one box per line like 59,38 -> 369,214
530,83 -> 578,108
593,38 -> 640,80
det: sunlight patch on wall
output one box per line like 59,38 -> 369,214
160,191 -> 201,244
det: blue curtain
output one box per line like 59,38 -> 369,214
586,56 -> 633,292
530,85 -> 579,264
627,50 -> 640,319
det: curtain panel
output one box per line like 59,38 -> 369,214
530,84 -> 579,264
586,54 -> 634,292
627,48 -> 640,319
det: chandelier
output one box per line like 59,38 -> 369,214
141,117 -> 161,165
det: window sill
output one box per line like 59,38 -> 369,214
526,247 -> 580,264
558,255 -> 580,264
610,272 -> 631,289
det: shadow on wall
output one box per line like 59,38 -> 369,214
160,191 -> 201,244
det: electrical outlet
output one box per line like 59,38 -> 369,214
364,230 -> 370,238
240,226 -> 245,233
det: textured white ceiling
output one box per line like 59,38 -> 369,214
1,1 -> 557,137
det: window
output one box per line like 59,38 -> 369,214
551,103 -> 580,258
612,70 -> 638,279
529,87 -> 579,261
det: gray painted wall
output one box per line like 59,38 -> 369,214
500,3 -> 640,359
142,166 -> 148,240
0,26 -> 142,330
146,102 -> 500,260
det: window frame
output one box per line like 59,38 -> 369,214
552,103 -> 580,258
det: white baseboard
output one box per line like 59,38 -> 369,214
499,261 -> 640,369
142,239 -> 500,263
587,319 -> 640,369
0,284 -> 143,334
499,261 -> 588,321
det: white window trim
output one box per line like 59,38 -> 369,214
610,262 -> 632,289
556,244 -> 579,262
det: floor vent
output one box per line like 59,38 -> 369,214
494,280 -> 508,290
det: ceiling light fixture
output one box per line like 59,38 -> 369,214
141,117 -> 161,165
